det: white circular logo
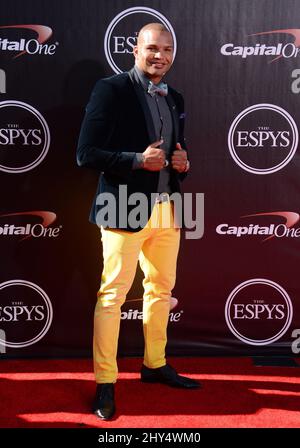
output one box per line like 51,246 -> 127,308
0,100 -> 50,173
104,6 -> 177,74
228,103 -> 298,174
0,280 -> 53,348
225,278 -> 293,345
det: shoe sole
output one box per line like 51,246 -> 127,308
93,407 -> 116,420
141,377 -> 201,389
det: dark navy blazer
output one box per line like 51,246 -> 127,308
77,68 -> 187,231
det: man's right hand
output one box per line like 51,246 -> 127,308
142,140 -> 165,171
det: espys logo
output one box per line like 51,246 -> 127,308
0,25 -> 58,59
0,211 -> 61,241
228,104 -> 298,175
0,280 -> 53,348
225,279 -> 293,346
0,100 -> 50,173
216,211 -> 300,242
120,296 -> 183,322
104,6 -> 177,74
221,29 -> 300,62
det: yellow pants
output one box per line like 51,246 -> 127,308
93,202 -> 180,383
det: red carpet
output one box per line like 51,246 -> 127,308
1,357 -> 300,428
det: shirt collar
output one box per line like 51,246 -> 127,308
134,65 -> 164,92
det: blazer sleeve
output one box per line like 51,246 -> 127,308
76,79 -> 136,174
176,92 -> 189,182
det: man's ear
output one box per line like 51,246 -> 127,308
133,46 -> 138,59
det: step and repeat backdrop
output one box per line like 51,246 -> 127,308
1,0 -> 300,358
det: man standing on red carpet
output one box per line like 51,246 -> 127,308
77,22 -> 200,420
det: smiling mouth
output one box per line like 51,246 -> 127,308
151,63 -> 165,68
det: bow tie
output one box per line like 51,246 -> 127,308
147,81 -> 168,97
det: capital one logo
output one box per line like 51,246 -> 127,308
0,100 -> 50,173
220,29 -> 300,63
216,211 -> 300,242
0,280 -> 53,348
104,6 -> 177,74
228,104 -> 298,174
0,25 -> 58,59
225,279 -> 293,346
121,296 -> 183,322
0,211 -> 61,241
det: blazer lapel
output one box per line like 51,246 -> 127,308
128,68 -> 156,143
165,93 -> 179,146
128,68 -> 179,146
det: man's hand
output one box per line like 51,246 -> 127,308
171,142 -> 188,173
142,140 -> 165,171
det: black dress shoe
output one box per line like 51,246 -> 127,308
141,364 -> 201,389
92,383 -> 115,420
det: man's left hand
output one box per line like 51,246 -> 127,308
171,142 -> 189,173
